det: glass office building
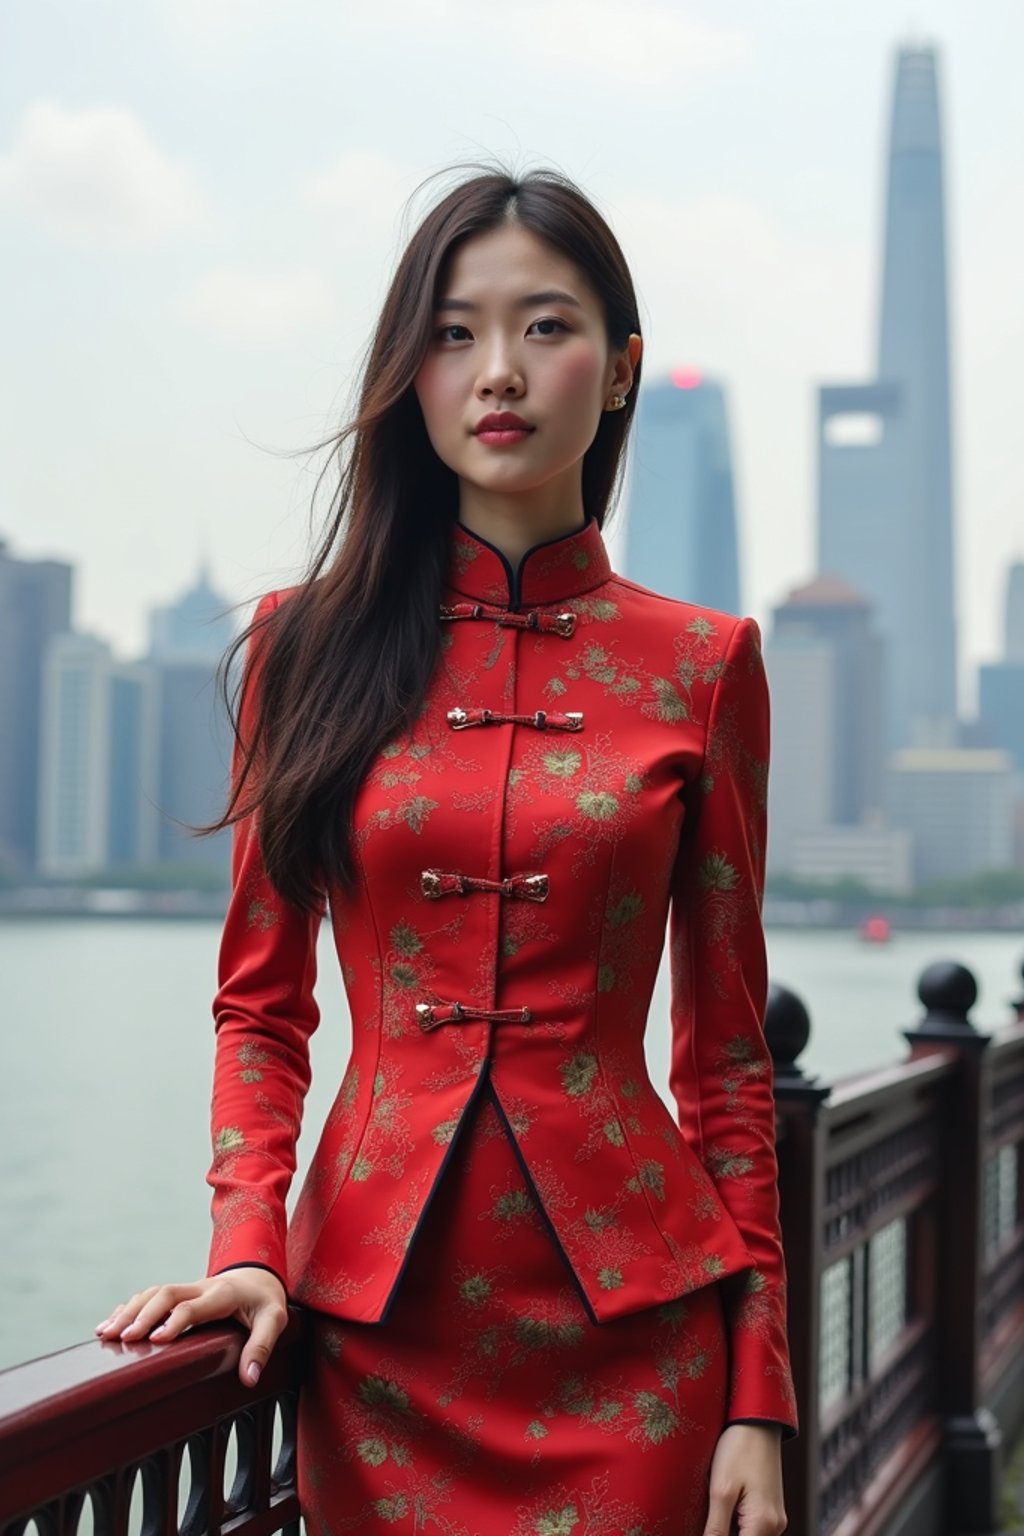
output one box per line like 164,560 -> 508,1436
622,370 -> 741,614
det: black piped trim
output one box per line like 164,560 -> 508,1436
214,1260 -> 287,1287
374,1062 -> 493,1325
456,514 -> 592,607
726,1416 -> 799,1443
485,1078 -> 600,1323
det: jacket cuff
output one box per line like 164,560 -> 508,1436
213,1259 -> 288,1289
726,1416 -> 799,1443
207,1202 -> 288,1289
722,1272 -> 799,1438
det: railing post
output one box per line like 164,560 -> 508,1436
902,960 -> 1001,1535
766,980 -> 832,1536
1011,957 -> 1024,1025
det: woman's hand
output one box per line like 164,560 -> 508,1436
701,1422 -> 787,1535
94,1268 -> 289,1389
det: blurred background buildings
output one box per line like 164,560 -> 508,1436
622,39 -> 1023,892
0,543 -> 235,882
1,38 -> 1020,896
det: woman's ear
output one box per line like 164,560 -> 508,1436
611,332 -> 643,398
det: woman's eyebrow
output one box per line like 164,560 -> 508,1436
435,289 -> 583,314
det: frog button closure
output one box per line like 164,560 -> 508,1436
446,706 -> 583,732
439,602 -> 576,637
420,870 -> 549,902
416,1001 -> 533,1033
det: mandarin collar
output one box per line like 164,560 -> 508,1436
444,514 -> 612,609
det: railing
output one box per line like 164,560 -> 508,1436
2,958 -> 1024,1536
0,1310 -> 306,1535
773,957 -> 1024,1536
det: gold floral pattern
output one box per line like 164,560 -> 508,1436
207,518 -> 798,1476
297,1086 -> 730,1535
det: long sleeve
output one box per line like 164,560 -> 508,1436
668,615 -> 799,1440
204,590 -> 324,1287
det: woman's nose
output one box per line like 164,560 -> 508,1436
476,343 -> 524,397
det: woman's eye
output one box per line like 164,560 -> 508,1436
434,317 -> 568,343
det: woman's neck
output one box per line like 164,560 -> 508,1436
456,478 -> 586,571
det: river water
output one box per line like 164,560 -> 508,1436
2,917 -> 1021,1372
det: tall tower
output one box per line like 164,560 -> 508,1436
818,43 -> 957,747
623,371 -> 742,614
0,538 -> 72,872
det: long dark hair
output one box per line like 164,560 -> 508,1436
199,161 -> 644,912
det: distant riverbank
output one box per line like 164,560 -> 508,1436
764,895 -> 1024,932
0,886 -> 227,919
1,883 -> 1023,933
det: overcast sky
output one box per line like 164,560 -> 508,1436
2,0 -> 1020,712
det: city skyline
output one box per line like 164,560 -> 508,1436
1,2 -> 1021,700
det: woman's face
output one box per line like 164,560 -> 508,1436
413,221 -> 637,503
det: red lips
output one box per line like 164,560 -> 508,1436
474,412 -> 534,433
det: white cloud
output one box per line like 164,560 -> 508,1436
178,267 -> 340,343
0,100 -> 203,248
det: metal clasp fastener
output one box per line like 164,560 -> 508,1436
520,874 -> 549,902
416,1000 -> 467,1030
554,611 -> 577,637
564,712 -> 584,731
447,706 -> 493,730
420,869 -> 470,898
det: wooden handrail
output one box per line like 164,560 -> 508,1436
0,1308 -> 307,1535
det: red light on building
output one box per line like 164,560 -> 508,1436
670,367 -> 703,390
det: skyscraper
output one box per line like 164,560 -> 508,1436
623,371 -> 741,613
148,559 -> 237,663
817,43 -> 957,748
978,560 -> 1024,774
770,574 -> 885,825
1004,561 -> 1024,663
0,538 -> 72,872
37,633 -> 159,874
148,565 -> 237,868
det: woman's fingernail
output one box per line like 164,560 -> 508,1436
247,1362 -> 261,1384
151,1324 -> 167,1337
95,1320 -> 111,1332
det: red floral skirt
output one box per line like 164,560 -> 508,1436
296,1076 -> 729,1535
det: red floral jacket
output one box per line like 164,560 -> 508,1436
205,514 -> 799,1438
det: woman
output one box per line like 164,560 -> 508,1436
97,164 -> 797,1535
